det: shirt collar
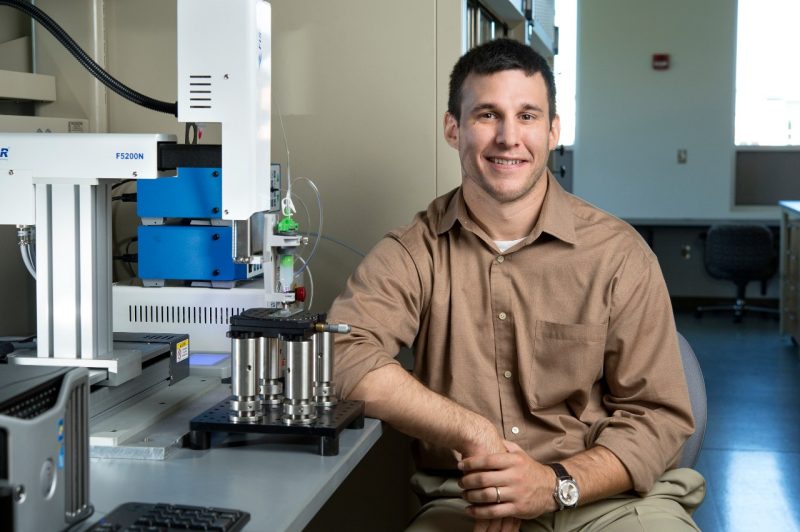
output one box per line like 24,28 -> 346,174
436,170 -> 577,246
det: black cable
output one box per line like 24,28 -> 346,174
111,179 -> 134,190
0,0 -> 177,116
125,237 -> 138,256
112,193 -> 137,202
125,237 -> 138,277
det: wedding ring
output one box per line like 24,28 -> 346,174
495,486 -> 501,504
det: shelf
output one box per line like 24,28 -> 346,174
0,69 -> 56,102
482,0 -> 525,23
0,114 -> 87,133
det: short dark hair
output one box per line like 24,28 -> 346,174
448,38 -> 556,123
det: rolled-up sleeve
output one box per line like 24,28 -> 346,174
587,248 -> 695,493
329,234 -> 425,399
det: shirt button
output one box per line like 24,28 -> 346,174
503,370 -> 512,379
497,255 -> 505,263
498,312 -> 507,320
511,426 -> 520,435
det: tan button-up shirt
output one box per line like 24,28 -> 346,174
330,172 -> 694,492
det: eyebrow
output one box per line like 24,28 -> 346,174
469,102 -> 545,115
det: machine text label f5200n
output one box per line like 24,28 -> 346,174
116,152 -> 144,160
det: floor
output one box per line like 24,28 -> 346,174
676,310 -> 800,532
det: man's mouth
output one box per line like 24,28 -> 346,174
487,157 -> 525,166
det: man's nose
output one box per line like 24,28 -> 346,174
496,120 -> 520,146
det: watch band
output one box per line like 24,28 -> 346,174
547,462 -> 570,480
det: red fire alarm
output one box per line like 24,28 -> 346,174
652,54 -> 670,70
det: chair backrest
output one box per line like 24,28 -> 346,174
676,332 -> 707,469
704,224 -> 776,283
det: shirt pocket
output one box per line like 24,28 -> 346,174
520,320 -> 607,411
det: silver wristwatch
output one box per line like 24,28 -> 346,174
547,463 -> 579,510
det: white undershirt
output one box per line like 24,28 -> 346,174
494,238 -> 525,253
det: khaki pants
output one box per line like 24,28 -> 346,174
406,468 -> 705,532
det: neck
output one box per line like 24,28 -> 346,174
462,174 -> 549,241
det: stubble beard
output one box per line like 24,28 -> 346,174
470,163 -> 548,204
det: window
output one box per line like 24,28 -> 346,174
735,0 -> 800,146
553,0 -> 576,146
467,1 -> 509,49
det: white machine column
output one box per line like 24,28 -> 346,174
35,180 -> 113,359
1,131 -> 176,384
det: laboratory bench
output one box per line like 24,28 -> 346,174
78,405 -> 382,531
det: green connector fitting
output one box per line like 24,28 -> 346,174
277,216 -> 299,233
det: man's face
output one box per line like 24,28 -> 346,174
444,70 -> 560,203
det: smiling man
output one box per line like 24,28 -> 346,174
329,39 -> 705,532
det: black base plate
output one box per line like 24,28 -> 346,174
188,398 -> 365,455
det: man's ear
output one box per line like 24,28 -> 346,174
548,114 -> 562,150
444,112 -> 459,149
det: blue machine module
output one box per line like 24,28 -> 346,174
136,166 -> 279,283
138,167 -> 222,219
138,224 -> 248,281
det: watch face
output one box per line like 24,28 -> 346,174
557,479 -> 580,506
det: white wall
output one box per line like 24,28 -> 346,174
268,0 -> 443,310
0,9 -> 28,51
574,0 -> 775,221
0,10 -> 27,48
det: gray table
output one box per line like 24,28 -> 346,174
86,417 -> 382,531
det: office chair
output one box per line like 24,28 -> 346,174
696,224 -> 779,323
676,332 -> 706,469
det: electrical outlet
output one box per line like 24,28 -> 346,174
677,149 -> 688,164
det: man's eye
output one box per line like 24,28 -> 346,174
520,113 -> 535,121
479,112 -> 497,120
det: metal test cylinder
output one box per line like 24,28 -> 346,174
282,339 -> 316,424
310,333 -> 320,387
256,336 -> 267,398
230,336 -> 262,423
260,336 -> 284,408
315,331 -> 338,407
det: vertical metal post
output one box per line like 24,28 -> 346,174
282,339 -> 316,425
34,182 -> 113,359
261,337 -> 283,408
315,331 -> 337,408
230,335 -> 262,423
